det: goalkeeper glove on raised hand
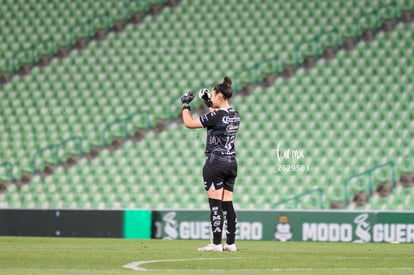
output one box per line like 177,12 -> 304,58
181,91 -> 195,110
199,88 -> 212,108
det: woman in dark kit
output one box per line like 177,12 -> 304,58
181,76 -> 240,252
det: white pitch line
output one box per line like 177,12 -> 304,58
123,258 -> 231,271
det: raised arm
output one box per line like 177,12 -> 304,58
182,108 -> 202,128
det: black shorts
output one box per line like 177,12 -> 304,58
203,154 -> 238,192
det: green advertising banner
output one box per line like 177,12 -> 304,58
152,210 -> 414,243
123,209 -> 152,239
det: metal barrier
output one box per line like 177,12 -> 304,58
295,28 -> 339,68
31,136 -> 83,175
343,161 -> 396,207
68,20 -> 94,48
233,56 -> 281,93
272,188 -> 324,209
101,110 -> 150,147
0,162 -> 14,183
353,1 -> 398,42
12,37 -> 56,73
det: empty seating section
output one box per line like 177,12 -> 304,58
0,0 -> 413,210
2,126 -> 208,209
0,0 -> 402,181
0,0 -> 169,72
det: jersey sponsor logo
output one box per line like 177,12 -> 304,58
226,125 -> 239,136
222,115 -> 240,124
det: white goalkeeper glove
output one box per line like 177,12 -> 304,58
199,88 -> 212,108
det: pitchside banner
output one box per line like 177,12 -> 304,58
0,209 -> 152,239
152,210 -> 414,243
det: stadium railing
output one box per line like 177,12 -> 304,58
31,136 -> 83,175
343,161 -> 396,207
0,162 -> 14,183
272,188 -> 325,209
233,56 -> 281,94
12,38 -> 56,73
294,27 -> 340,68
353,1 -> 399,42
101,110 -> 151,147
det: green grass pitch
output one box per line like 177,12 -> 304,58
0,237 -> 413,274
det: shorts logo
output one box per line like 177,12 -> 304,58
207,181 -> 223,191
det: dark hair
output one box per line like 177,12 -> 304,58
214,76 -> 233,99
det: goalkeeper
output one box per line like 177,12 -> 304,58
181,76 -> 240,252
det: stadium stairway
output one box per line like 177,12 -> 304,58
0,0 -> 412,211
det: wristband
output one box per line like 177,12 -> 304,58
205,100 -> 213,108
